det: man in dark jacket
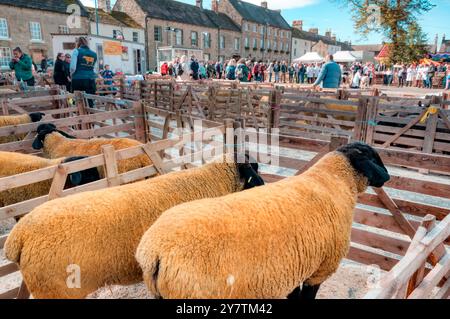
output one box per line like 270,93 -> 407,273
190,56 -> 199,80
9,47 -> 35,86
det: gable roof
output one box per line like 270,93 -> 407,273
227,0 -> 290,30
0,0 -> 88,16
135,0 -> 241,32
292,28 -> 353,50
352,44 -> 384,52
86,8 -> 142,29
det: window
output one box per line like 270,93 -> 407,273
220,35 -> 225,49
268,27 -> 271,36
244,23 -> 249,31
294,48 -> 297,56
273,41 -> 277,50
204,53 -> 210,61
260,26 -> 264,35
203,32 -> 211,48
280,31 -> 284,38
175,29 -> 183,45
154,26 -> 162,41
260,39 -> 264,49
63,42 -> 76,50
29,22 -> 42,41
267,41 -> 271,49
285,43 -> 289,51
287,31 -> 290,38
113,30 -> 123,40
294,40 -> 297,45
219,55 -> 225,63
253,38 -> 257,49
0,19 -> 9,39
0,47 -> 11,69
244,37 -> 249,48
253,24 -> 257,33
58,25 -> 69,34
133,32 -> 139,42
279,42 -> 283,50
191,31 -> 198,46
234,38 -> 240,51
274,29 -> 278,37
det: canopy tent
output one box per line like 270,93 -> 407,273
375,44 -> 390,61
430,53 -> 450,63
419,58 -> 441,66
333,51 -> 357,62
294,52 -> 324,63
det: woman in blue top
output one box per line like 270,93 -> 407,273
70,37 -> 98,106
225,59 -> 237,80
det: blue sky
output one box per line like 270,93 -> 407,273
81,0 -> 449,45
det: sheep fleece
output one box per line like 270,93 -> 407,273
42,132 -> 151,175
137,152 -> 367,299
0,114 -> 32,144
0,151 -> 61,207
4,162 -> 242,299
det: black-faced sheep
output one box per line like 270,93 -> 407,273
0,112 -> 45,144
4,157 -> 264,299
32,123 -> 152,175
136,143 -> 390,299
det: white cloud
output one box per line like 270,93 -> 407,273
245,0 -> 319,10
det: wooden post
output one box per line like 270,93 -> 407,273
101,145 -> 120,187
0,99 -> 8,116
224,119 -> 234,158
365,97 -> 379,145
422,108 -> 439,154
353,97 -> 369,142
119,77 -> 126,99
48,165 -> 69,201
270,89 -> 282,129
75,91 -> 89,130
142,144 -> 168,175
133,101 -> 147,143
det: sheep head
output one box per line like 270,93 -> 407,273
32,123 -> 76,150
337,142 -> 390,189
29,112 -> 46,123
62,156 -> 101,187
236,155 -> 265,190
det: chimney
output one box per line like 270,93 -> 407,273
325,30 -> 332,38
309,28 -> 318,34
211,0 -> 219,12
331,34 -> 336,42
261,1 -> 268,8
98,0 -> 111,13
293,20 -> 303,31
196,0 -> 203,9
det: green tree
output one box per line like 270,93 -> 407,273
334,0 -> 434,64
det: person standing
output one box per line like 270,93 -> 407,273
161,62 -> 169,76
53,53 -> 68,88
225,59 -> 237,80
236,58 -> 250,82
280,61 -> 287,83
177,55 -> 190,81
100,64 -> 115,87
70,37 -> 97,105
9,47 -> 35,86
215,61 -> 222,79
313,54 -> 342,89
288,64 -> 295,83
446,63 -> 450,90
298,63 -> 306,84
267,61 -> 274,83
63,54 -> 72,92
273,61 -> 281,83
40,56 -> 48,73
306,64 -> 314,84
190,56 -> 199,80
252,62 -> 260,82
397,65 -> 405,87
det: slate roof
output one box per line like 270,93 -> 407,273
135,0 -> 241,32
352,44 -> 384,53
0,0 -> 88,16
227,0 -> 290,30
292,28 -> 353,50
87,8 -> 142,29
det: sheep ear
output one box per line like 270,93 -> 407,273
240,166 -> 265,190
32,137 -> 44,150
360,160 -> 390,188
68,172 -> 83,186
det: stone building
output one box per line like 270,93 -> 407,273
113,0 -> 241,70
439,35 -> 450,53
217,0 -> 292,62
0,0 -> 89,69
291,20 -> 352,61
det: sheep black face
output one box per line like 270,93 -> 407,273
32,123 -> 76,150
237,157 -> 265,190
29,112 -> 46,123
337,142 -> 390,188
63,156 -> 101,187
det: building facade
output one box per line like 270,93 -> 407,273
291,20 -> 352,61
52,4 -> 146,74
114,0 -> 242,70
218,0 -> 291,62
0,0 -> 89,69
439,35 -> 450,53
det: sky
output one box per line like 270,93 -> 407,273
80,0 -> 449,45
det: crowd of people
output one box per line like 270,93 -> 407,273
159,55 -> 450,90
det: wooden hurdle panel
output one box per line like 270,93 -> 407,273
0,121 -> 227,299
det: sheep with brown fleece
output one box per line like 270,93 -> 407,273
0,112 -> 45,144
4,156 -> 264,299
0,151 -> 101,209
32,123 -> 152,175
136,142 -> 391,299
